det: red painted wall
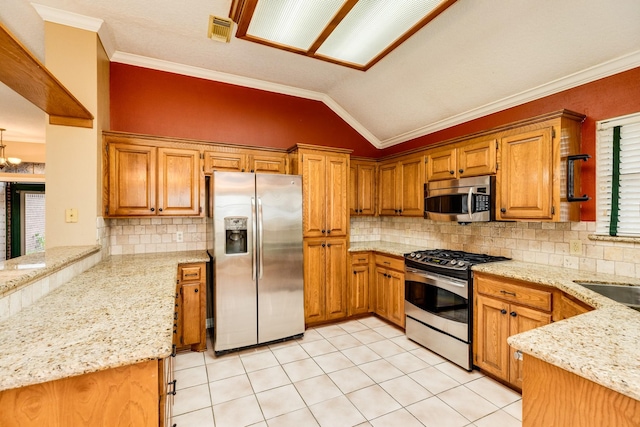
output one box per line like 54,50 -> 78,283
110,63 -> 379,157
110,63 -> 640,221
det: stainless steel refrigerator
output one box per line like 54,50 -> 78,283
211,172 -> 304,353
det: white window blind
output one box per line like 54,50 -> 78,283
596,112 -> 640,237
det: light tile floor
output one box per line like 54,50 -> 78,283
172,316 -> 522,427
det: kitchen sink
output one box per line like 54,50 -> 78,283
574,282 -> 640,311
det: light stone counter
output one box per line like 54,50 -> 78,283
472,261 -> 640,401
0,245 -> 100,297
349,241 -> 424,257
0,250 -> 208,393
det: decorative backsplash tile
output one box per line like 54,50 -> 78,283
107,217 -> 207,255
350,217 -> 640,278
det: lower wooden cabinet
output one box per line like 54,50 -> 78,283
373,254 -> 405,328
474,273 -> 551,389
0,359 -> 164,427
349,253 -> 371,316
159,349 -> 176,427
304,238 -> 348,325
175,263 -> 207,351
553,291 -> 593,321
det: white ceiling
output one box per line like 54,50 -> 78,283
1,0 -> 640,148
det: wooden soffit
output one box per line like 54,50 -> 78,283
0,22 -> 94,128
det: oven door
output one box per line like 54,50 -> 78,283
404,267 -> 469,342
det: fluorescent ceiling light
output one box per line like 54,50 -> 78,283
232,0 -> 456,70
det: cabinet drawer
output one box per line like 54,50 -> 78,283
476,275 -> 551,312
180,265 -> 203,282
375,254 -> 404,272
351,252 -> 370,265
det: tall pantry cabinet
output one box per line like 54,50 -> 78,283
289,144 -> 351,326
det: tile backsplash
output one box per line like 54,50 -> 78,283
107,217 -> 207,255
351,217 -> 640,279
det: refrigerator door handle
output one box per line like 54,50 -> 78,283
258,197 -> 264,279
251,197 -> 257,281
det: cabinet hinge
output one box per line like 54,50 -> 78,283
105,207 -> 109,215
551,128 -> 556,139
496,140 -> 499,149
552,206 -> 555,215
199,206 -> 203,214
200,153 -> 204,159
105,143 -> 108,153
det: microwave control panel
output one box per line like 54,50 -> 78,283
474,194 -> 490,212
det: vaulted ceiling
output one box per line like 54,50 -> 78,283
1,0 -> 640,147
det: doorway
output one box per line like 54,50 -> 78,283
7,183 -> 46,258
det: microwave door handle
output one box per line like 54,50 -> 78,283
467,187 -> 473,220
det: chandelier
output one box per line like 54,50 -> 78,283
0,128 -> 22,169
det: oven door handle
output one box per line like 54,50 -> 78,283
405,267 -> 468,299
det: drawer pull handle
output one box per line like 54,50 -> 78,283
358,258 -> 366,262
383,262 -> 391,265
500,290 -> 516,297
510,311 -> 517,317
500,309 -> 507,315
185,273 -> 198,277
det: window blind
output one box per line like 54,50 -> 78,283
596,112 -> 640,237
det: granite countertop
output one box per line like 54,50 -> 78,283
472,261 -> 640,401
0,250 -> 209,393
349,241 -> 424,257
0,245 -> 101,297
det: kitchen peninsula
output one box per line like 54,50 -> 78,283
0,247 -> 208,427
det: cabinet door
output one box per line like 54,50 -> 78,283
373,267 -> 388,318
378,162 -> 398,215
248,153 -> 286,174
458,138 -> 497,177
325,239 -> 348,320
301,154 -> 327,237
427,147 -> 456,181
157,147 -> 200,216
387,270 -> 405,327
108,142 -> 156,216
325,156 -> 348,236
399,156 -> 425,216
349,164 -> 358,215
475,294 -> 510,381
497,128 -> 553,220
303,239 -> 327,324
349,264 -> 370,316
508,305 -> 551,388
355,163 -> 376,216
181,282 -> 202,346
204,151 -> 245,173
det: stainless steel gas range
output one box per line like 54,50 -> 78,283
404,249 -> 509,371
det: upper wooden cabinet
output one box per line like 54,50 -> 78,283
495,111 -> 584,222
204,149 -> 287,174
105,138 -> 201,217
426,137 -> 498,181
377,154 -> 425,217
350,159 -> 376,216
289,144 -> 351,238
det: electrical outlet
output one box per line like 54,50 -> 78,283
176,231 -> 184,243
65,208 -> 78,223
569,240 -> 582,255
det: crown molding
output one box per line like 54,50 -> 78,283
110,51 -> 382,147
379,49 -> 640,148
31,3 -> 116,58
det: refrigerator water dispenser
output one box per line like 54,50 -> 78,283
224,217 -> 247,254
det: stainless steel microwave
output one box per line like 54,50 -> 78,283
424,176 -> 495,222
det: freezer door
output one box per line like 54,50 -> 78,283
213,172 -> 257,351
256,174 -> 305,343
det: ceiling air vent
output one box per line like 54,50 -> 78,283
208,15 -> 233,43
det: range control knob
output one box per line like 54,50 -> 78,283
415,254 -> 422,259
450,260 -> 457,265
409,252 -> 416,258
